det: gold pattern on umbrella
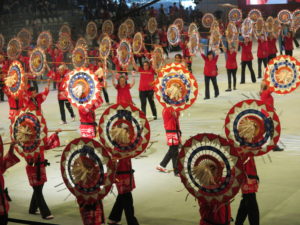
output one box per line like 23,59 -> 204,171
16,125 -> 34,144
4,70 -> 18,87
110,126 -> 130,145
238,118 -> 258,143
275,68 -> 293,84
72,157 -> 98,185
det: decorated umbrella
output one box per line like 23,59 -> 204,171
0,34 -> 4,50
241,17 -> 253,38
178,133 -> 245,204
86,21 -> 98,40
228,8 -> 243,24
61,137 -> 115,204
248,9 -> 262,23
4,60 -> 26,98
29,47 -> 47,76
209,29 -> 221,51
210,20 -> 220,33
152,45 -> 164,71
273,18 -> 282,37
174,18 -> 184,32
225,99 -> 281,156
292,9 -> 300,31
147,17 -> 157,35
72,45 -> 89,69
7,38 -> 22,60
188,31 -> 200,56
118,23 -> 128,40
99,35 -> 111,59
117,39 -> 132,68
76,37 -> 88,48
10,108 -> 48,159
253,17 -> 265,38
64,67 -> 102,110
132,32 -> 143,54
17,28 -> 32,50
226,22 -> 238,44
57,33 -> 73,52
188,23 -> 198,35
102,20 -> 114,35
154,63 -> 198,111
264,55 -> 300,94
37,31 -> 53,50
167,24 -> 181,46
98,103 -> 151,160
278,9 -> 292,24
266,17 -> 274,33
202,13 -> 215,29
59,24 -> 71,36
125,18 -> 135,37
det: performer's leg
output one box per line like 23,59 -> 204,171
247,193 -> 260,225
171,145 -> 179,175
0,84 -> 4,101
0,214 -> 8,225
163,46 -> 169,57
241,61 -> 246,84
232,69 -> 237,90
65,100 -> 75,119
204,76 -> 210,99
262,58 -> 268,68
33,81 -> 39,93
139,91 -> 147,115
226,69 -> 232,91
147,91 -> 157,119
123,192 -> 139,225
58,100 -> 66,123
211,76 -> 219,97
160,145 -> 174,168
257,58 -> 262,78
34,185 -> 52,218
29,186 -> 38,214
109,194 -> 123,223
102,88 -> 110,103
235,194 -> 248,225
294,37 -> 299,47
247,61 -> 256,83
285,50 -> 292,56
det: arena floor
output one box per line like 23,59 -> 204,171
1,42 -> 300,225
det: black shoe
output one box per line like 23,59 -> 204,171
273,146 -> 284,152
252,80 -> 256,83
258,76 -> 262,79
225,89 -> 232,92
215,94 -> 219,98
204,97 -> 210,100
233,87 -> 237,90
153,116 -> 157,120
240,82 -> 245,84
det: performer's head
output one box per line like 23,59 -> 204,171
229,45 -> 235,53
260,80 -> 268,91
207,51 -> 214,60
244,37 -> 250,44
193,161 -> 218,186
58,64 -> 67,74
174,54 -> 183,63
28,86 -> 38,97
143,61 -> 150,70
259,34 -> 265,41
118,74 -> 127,87
287,31 -> 293,38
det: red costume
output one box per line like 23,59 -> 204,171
241,157 -> 258,194
78,200 -> 104,225
4,87 -> 24,121
240,41 -> 253,62
201,54 -> 219,76
163,107 -> 181,146
267,37 -> 277,56
56,69 -> 70,101
116,84 -> 133,105
226,51 -> 237,70
198,200 -> 231,225
260,89 -> 274,109
138,67 -> 155,91
23,87 -> 49,112
257,39 -> 268,59
284,36 -> 294,51
115,159 -> 135,194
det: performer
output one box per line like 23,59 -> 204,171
112,72 -> 135,105
267,33 -> 278,62
0,54 -> 9,102
0,139 -> 20,225
26,129 -> 61,220
283,31 -> 294,56
159,26 -> 169,59
235,156 -> 260,225
239,37 -> 256,84
56,64 -> 75,124
156,107 -> 181,176
108,158 -> 139,225
174,54 -> 186,67
259,81 -> 284,151
132,60 -> 157,120
256,34 -> 268,79
48,47 -> 64,90
179,38 -> 192,72
200,48 -> 220,100
3,87 -> 24,122
95,61 -> 110,105
223,43 -> 238,91
193,161 -> 232,225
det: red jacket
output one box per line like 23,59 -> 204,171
179,42 -> 192,62
201,54 -> 218,76
138,67 -> 155,91
260,89 -> 274,109
57,69 -> 70,100
116,84 -> 132,105
198,200 -> 231,225
0,139 -> 20,215
226,51 -> 237,69
240,41 -> 253,61
267,37 -> 277,55
163,107 -> 180,131
257,39 -> 268,59
23,87 -> 49,112
159,31 -> 168,46
115,158 -> 135,194
241,157 -> 258,194
284,36 -> 294,51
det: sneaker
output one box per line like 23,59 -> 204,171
153,116 -> 157,120
156,165 -> 168,173
233,87 -> 237,90
72,117 -> 75,122
60,121 -> 67,125
43,215 -> 54,220
225,89 -> 232,92
215,94 -> 219,98
204,97 -> 210,100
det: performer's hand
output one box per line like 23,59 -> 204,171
55,128 -> 62,134
47,79 -> 51,87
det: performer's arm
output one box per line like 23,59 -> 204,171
2,142 -> 20,172
130,71 -> 136,88
112,72 -> 117,88
131,55 -> 139,71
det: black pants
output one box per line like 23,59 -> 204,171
226,69 -> 237,89
268,54 -> 276,62
163,46 -> 169,57
0,214 -> 8,225
53,81 -> 57,90
187,62 -> 192,73
285,50 -> 293,56
139,90 -> 157,117
160,145 -> 179,174
102,87 -> 109,103
29,185 -> 51,218
109,192 -> 139,225
58,100 -> 75,122
235,193 -> 260,225
204,76 -> 219,99
134,56 -> 144,67
29,80 -> 39,93
241,61 -> 256,83
294,38 -> 299,47
257,58 -> 267,78
0,84 -> 4,101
